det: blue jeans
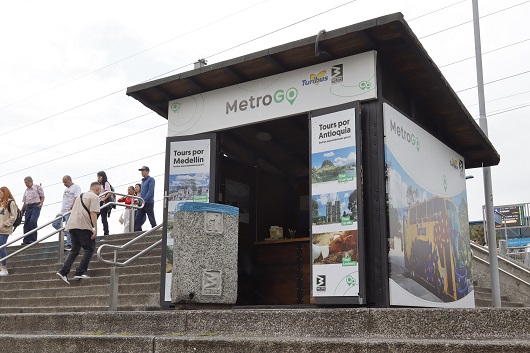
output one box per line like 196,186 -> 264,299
23,204 -> 41,244
0,234 -> 8,266
52,213 -> 72,246
134,202 -> 156,231
58,229 -> 95,277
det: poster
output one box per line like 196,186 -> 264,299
310,108 -> 359,298
164,138 -> 211,302
384,103 -> 475,308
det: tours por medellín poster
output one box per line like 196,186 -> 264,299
164,138 -> 211,301
384,103 -> 475,308
311,108 -> 359,298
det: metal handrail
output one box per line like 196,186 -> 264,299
97,223 -> 163,311
473,256 -> 530,288
97,224 -> 163,266
99,191 -> 145,211
471,242 -> 530,276
0,192 -> 145,264
0,213 -> 69,263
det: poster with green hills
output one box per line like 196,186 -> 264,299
312,146 -> 356,184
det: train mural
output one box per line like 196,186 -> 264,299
402,196 -> 469,301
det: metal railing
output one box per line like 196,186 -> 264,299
97,223 -> 163,311
471,242 -> 530,281
504,246 -> 530,268
0,191 -> 144,264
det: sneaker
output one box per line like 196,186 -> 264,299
56,272 -> 70,285
0,268 -> 8,276
64,245 -> 72,251
73,274 -> 91,280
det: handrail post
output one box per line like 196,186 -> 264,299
58,217 -> 64,263
109,249 -> 119,311
129,207 -> 135,233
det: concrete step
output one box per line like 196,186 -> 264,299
1,292 -> 159,309
0,334 -> 528,353
0,308 -> 529,339
1,304 -> 160,314
3,256 -> 161,275
153,336 -> 530,353
0,335 -> 154,353
474,290 -> 510,302
474,286 -> 491,294
6,246 -> 163,266
0,263 -> 160,282
0,272 -> 160,290
475,298 -> 526,308
1,282 -> 159,299
7,235 -> 162,257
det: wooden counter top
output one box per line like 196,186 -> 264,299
255,237 -> 310,245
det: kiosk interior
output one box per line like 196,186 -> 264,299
127,13 -> 500,309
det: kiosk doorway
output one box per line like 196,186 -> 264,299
218,113 -> 311,305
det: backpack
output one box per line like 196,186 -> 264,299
7,200 -> 23,231
108,183 -> 116,209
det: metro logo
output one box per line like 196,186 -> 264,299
389,119 -> 420,152
225,88 -> 298,114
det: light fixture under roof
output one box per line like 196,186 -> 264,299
256,132 -> 272,141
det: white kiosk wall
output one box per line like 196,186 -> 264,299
384,103 -> 475,308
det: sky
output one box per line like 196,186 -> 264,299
1,0 -> 529,243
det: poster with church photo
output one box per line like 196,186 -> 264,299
311,107 -> 359,298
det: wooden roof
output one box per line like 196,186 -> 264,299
126,12 -> 499,168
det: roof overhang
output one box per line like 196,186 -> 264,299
127,12 -> 499,168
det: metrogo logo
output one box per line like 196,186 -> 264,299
389,119 -> 420,152
225,88 -> 298,114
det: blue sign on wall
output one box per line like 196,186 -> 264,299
507,237 -> 530,247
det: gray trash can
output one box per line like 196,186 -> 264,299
171,202 -> 239,304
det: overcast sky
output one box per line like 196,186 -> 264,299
1,0 -> 529,241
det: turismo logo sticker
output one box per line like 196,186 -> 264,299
302,70 -> 328,86
316,275 -> 326,291
331,64 -> 343,84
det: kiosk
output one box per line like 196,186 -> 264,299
126,13 -> 500,308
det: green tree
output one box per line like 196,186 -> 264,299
348,189 -> 357,221
469,224 -> 485,245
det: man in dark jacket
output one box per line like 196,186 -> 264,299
134,166 -> 156,231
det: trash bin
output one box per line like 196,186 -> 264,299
171,202 -> 239,304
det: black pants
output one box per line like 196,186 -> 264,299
58,229 -> 95,277
100,201 -> 109,235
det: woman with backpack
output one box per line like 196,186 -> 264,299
0,186 -> 18,276
97,171 -> 113,237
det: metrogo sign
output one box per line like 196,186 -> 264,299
167,51 -> 377,137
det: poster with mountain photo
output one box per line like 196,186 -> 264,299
311,107 -> 359,299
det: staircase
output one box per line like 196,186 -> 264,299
471,242 -> 530,307
0,308 -> 529,352
1,231 -> 162,313
2,235 -> 530,352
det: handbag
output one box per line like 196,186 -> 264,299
119,212 -> 125,225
